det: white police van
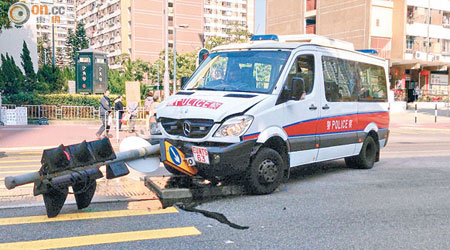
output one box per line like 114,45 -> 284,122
153,34 -> 389,194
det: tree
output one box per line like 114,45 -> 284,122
36,64 -> 64,93
66,22 -> 89,66
0,0 -> 19,32
0,53 -> 24,94
20,41 -> 36,91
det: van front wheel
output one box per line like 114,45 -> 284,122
345,135 -> 377,169
246,148 -> 284,194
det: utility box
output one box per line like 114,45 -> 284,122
75,48 -> 108,94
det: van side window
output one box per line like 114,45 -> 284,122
322,56 -> 358,102
285,55 -> 315,95
358,63 -> 387,101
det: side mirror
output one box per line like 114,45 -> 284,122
290,77 -> 306,101
181,76 -> 189,89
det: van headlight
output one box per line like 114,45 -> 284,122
150,123 -> 162,135
214,115 -> 254,137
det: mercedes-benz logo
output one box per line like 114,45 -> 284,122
183,121 -> 191,137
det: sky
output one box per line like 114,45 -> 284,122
254,0 -> 266,35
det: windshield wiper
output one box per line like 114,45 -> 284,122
187,87 -> 220,91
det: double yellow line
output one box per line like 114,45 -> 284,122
0,207 -> 201,249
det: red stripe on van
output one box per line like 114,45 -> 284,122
284,112 -> 389,137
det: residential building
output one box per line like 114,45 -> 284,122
76,0 -> 204,65
266,0 -> 393,58
391,0 -> 450,96
266,0 -> 450,98
131,0 -> 204,62
204,0 -> 255,39
76,0 -> 125,66
35,0 -> 76,66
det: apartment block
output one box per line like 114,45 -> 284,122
266,0 -> 393,58
390,0 -> 450,95
76,0 -> 205,64
76,0 -> 125,66
204,0 -> 254,38
392,0 -> 450,63
35,0 -> 76,66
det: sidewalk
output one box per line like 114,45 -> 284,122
0,119 -> 148,152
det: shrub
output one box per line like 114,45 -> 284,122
2,93 -> 119,107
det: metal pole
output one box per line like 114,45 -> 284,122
52,22 -> 55,68
415,103 -> 418,123
435,103 -> 437,123
4,144 -> 161,190
163,0 -> 170,100
426,0 -> 430,62
173,27 -> 177,95
157,64 -> 160,88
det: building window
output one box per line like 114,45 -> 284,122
443,39 -> 450,54
406,36 -> 414,50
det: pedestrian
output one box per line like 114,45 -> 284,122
144,91 -> 154,116
144,92 -> 154,132
126,101 -> 139,133
414,85 -> 420,101
96,89 -> 113,138
114,95 -> 124,130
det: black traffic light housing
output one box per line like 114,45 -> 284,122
36,137 -> 119,217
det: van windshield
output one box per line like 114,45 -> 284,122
185,51 -> 291,94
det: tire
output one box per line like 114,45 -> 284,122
246,148 -> 284,194
345,135 -> 378,169
163,163 -> 185,175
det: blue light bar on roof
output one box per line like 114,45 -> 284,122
250,34 -> 279,41
356,49 -> 378,55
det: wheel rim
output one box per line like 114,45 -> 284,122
258,159 -> 278,184
365,140 -> 376,163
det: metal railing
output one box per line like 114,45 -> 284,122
2,104 -> 150,120
62,106 -> 95,119
22,105 -> 58,119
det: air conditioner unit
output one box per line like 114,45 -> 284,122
414,51 -> 425,60
432,55 -> 441,61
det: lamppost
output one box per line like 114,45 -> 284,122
163,0 -> 170,100
173,24 -> 189,94
52,22 -> 55,68
42,42 -> 48,65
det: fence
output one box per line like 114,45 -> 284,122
1,104 -> 149,120
1,104 -> 16,109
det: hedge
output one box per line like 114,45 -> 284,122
2,93 -> 120,107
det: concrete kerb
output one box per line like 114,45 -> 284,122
0,196 -> 159,210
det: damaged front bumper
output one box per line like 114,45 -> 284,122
165,139 -> 257,178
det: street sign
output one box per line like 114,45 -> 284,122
197,48 -> 209,66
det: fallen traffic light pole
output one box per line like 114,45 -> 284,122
4,137 -> 161,218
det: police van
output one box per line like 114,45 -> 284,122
153,34 -> 389,194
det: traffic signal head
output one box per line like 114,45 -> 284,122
198,48 -> 209,65
41,145 -> 71,173
89,137 -> 116,162
66,140 -> 95,168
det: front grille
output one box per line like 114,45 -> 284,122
160,118 -> 214,138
